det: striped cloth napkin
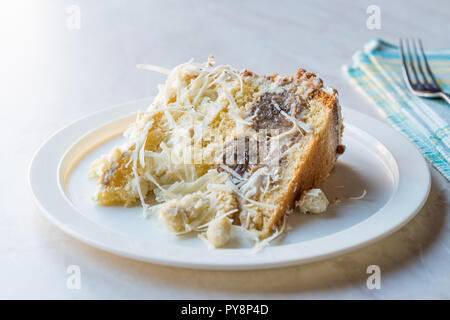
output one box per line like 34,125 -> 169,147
344,38 -> 450,181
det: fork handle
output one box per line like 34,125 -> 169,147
440,92 -> 450,105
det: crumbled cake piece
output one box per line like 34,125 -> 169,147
207,217 -> 232,248
89,57 -> 344,248
296,188 -> 329,214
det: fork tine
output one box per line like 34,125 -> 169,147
412,38 -> 430,88
406,38 -> 421,86
418,38 -> 441,90
399,38 -> 414,89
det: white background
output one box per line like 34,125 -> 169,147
1,0 -> 449,299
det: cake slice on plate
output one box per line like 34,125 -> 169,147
89,57 -> 344,248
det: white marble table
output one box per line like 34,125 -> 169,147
1,0 -> 449,299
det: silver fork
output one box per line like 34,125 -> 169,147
399,38 -> 450,105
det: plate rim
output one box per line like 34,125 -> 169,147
29,98 -> 431,270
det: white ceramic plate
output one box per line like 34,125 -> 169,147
29,98 -> 430,270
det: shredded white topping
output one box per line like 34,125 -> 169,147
137,64 -> 171,75
252,217 -> 287,253
349,189 -> 367,200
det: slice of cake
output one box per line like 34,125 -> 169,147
89,57 -> 344,248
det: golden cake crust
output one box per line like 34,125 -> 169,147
263,83 -> 343,236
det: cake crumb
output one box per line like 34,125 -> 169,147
207,217 -> 232,248
296,188 -> 329,214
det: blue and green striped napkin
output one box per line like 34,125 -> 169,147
344,38 -> 450,181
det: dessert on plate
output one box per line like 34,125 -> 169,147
89,57 -> 344,249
